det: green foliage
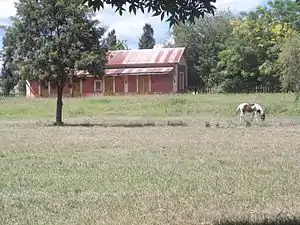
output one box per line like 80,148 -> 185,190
2,93 -> 300,119
18,77 -> 26,96
267,0 -> 300,31
106,29 -> 117,49
0,26 -> 20,96
138,23 -> 155,49
8,0 -> 108,124
170,0 -> 299,93
82,0 -> 216,28
216,7 -> 292,92
106,29 -> 129,50
172,10 -> 234,89
118,40 -> 130,50
278,32 -> 300,102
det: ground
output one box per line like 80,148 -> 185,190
1,93 -> 300,225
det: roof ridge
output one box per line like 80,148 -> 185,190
108,47 -> 185,53
107,47 -> 185,65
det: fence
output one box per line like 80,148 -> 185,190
0,85 -> 291,97
254,84 -> 281,93
191,85 -> 282,94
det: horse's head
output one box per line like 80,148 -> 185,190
261,112 -> 266,121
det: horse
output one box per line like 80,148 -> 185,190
236,103 -> 266,123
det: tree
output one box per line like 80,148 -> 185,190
160,32 -> 175,48
216,3 -> 295,93
117,40 -> 130,50
82,0 -> 216,27
10,0 -> 107,125
139,23 -> 155,49
0,25 -> 19,96
266,0 -> 300,31
106,29 -> 130,50
162,39 -> 175,48
278,32 -> 300,101
169,0 -> 299,93
106,29 -> 117,49
172,10 -> 234,90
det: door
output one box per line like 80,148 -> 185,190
41,87 -> 49,97
138,76 -> 149,94
72,82 -> 81,97
105,76 -> 114,95
115,76 -> 124,94
40,82 -> 49,97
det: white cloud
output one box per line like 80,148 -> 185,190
0,0 -> 265,49
215,0 -> 264,13
0,0 -> 17,19
94,4 -> 170,49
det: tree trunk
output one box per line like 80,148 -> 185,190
55,83 -> 64,126
294,83 -> 300,105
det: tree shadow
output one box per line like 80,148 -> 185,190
213,216 -> 300,225
48,120 -> 188,128
54,122 -> 156,128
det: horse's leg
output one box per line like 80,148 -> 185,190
254,112 -> 259,123
250,112 -> 255,121
240,112 -> 244,122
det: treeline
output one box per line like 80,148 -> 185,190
169,0 -> 300,93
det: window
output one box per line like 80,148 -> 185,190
94,80 -> 103,92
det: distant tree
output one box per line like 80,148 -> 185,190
278,32 -> 300,102
117,40 -> 130,50
139,23 -> 155,49
9,0 -> 108,125
162,41 -> 175,48
106,29 -> 130,50
82,0 -> 216,27
161,33 -> 175,48
106,29 -> 117,49
108,39 -> 129,50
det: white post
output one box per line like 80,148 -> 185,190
80,79 -> 83,96
173,65 -> 178,93
124,76 -> 128,93
149,75 -> 151,92
113,76 -> 115,93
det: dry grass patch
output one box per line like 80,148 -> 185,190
1,117 -> 300,225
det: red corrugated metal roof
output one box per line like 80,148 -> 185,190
75,70 -> 88,76
107,47 -> 185,65
105,67 -> 174,75
74,67 -> 174,76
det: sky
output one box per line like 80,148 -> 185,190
0,0 -> 268,50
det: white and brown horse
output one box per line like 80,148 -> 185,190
236,103 -> 266,123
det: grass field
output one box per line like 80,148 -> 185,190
1,92 -> 300,119
1,93 -> 300,225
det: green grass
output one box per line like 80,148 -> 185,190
0,93 -> 300,120
1,93 -> 300,225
